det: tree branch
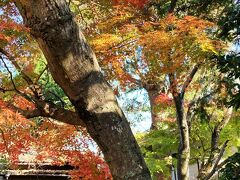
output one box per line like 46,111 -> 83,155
169,73 -> 179,97
8,101 -> 85,127
35,65 -> 48,83
0,49 -> 85,127
204,140 -> 229,180
198,107 -> 233,179
211,107 -> 233,152
0,48 -> 42,99
0,48 -> 34,85
181,64 -> 200,97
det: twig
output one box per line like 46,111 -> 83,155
35,65 -> 48,83
181,63 -> 200,97
0,48 -> 34,85
47,90 -> 65,108
0,56 -> 18,92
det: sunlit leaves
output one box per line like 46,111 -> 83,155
136,122 -> 178,178
90,9 -> 224,93
0,99 -> 34,164
90,34 -> 122,53
0,98 -> 112,179
139,15 -> 222,75
113,0 -> 149,8
153,93 -> 173,106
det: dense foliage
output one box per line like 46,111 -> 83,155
0,0 -> 239,179
219,152 -> 240,180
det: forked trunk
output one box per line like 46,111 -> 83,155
15,1 -> 151,179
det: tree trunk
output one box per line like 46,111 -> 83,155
15,1 -> 151,179
169,65 -> 199,180
144,82 -> 168,130
173,96 -> 190,180
147,87 -> 163,130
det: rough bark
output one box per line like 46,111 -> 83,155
15,1 -> 151,179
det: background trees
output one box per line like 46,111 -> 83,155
83,1 -> 231,179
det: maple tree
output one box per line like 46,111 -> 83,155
0,1 -> 113,178
88,6 -> 222,127
0,97 -> 112,179
86,4 -> 224,178
81,1 -> 238,179
0,0 -> 151,179
137,99 -> 239,179
0,0 -> 239,179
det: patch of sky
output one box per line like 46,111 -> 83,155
0,56 -> 17,76
136,46 -> 149,74
117,87 -> 151,133
230,35 -> 240,54
107,46 -> 152,133
0,3 -> 23,23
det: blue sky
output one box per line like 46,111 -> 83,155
117,88 -> 152,133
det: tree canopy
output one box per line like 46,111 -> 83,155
0,0 -> 239,179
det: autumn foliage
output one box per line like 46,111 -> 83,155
113,0 -> 149,8
0,98 -> 111,179
0,0 -> 231,179
89,9 -> 223,93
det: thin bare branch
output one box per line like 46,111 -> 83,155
0,48 -> 34,85
0,56 -> 18,92
211,107 -> 233,152
198,107 -> 233,179
0,58 -> 83,126
47,90 -> 65,107
181,64 -> 200,97
35,65 -> 48,83
0,87 -> 15,93
0,49 -> 50,100
204,140 -> 229,180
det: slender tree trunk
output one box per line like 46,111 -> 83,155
15,1 -> 151,179
173,96 -> 190,180
169,65 -> 199,180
